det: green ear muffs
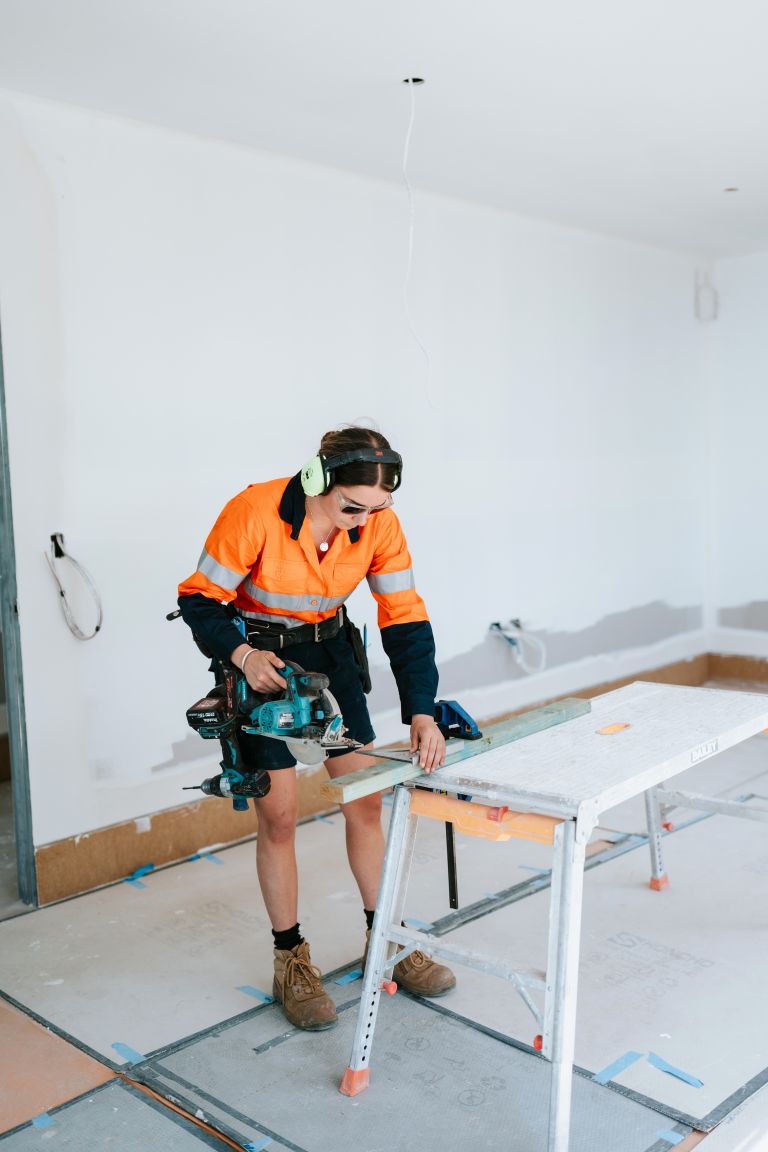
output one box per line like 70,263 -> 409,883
300,455 -> 329,497
300,449 -> 402,496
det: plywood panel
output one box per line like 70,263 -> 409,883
0,999 -> 113,1133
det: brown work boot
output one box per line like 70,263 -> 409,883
364,930 -> 456,998
272,941 -> 338,1031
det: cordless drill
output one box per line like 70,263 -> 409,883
184,659 -> 361,811
184,664 -> 271,811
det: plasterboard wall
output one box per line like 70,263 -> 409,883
0,91 -> 707,846
708,253 -> 768,656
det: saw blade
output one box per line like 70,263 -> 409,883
284,738 -> 327,766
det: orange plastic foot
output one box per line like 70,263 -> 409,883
533,1035 -> 543,1051
340,1067 -> 370,1097
650,874 -> 669,891
662,822 -> 674,832
381,980 -> 398,995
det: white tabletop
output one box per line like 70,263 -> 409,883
429,682 -> 768,820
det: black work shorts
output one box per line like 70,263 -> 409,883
234,630 -> 375,772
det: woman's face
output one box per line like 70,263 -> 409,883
320,483 -> 393,528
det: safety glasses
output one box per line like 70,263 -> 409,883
335,489 -> 394,516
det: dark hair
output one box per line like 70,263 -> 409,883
319,426 -> 400,491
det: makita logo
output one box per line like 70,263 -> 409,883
690,739 -> 719,765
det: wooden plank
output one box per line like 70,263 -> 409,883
322,697 -> 591,805
409,789 -> 562,843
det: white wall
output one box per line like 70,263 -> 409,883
0,92 -> 708,845
707,254 -> 768,653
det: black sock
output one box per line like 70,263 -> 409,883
364,908 -> 375,931
272,923 -> 303,951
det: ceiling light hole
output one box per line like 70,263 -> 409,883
402,78 -> 425,85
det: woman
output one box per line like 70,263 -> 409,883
178,426 -> 455,1030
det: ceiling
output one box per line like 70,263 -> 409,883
1,0 -> 766,257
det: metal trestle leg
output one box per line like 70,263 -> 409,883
340,784 -> 418,1096
644,787 -> 669,890
543,819 -> 587,1152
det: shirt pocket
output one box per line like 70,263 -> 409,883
333,562 -> 367,597
258,558 -> 312,591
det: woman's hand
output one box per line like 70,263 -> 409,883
231,644 -> 287,692
410,714 -> 446,772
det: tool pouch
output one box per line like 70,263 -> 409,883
344,614 -> 372,694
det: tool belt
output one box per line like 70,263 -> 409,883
241,607 -> 344,651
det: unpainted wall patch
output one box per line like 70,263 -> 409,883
151,731 -> 219,774
370,601 -> 703,706
718,601 -> 768,630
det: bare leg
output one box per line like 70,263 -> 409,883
326,745 -> 384,909
253,768 -> 299,930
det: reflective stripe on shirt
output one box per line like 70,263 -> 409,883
367,568 -> 415,595
197,548 -> 245,590
236,608 -> 308,628
242,577 -> 348,614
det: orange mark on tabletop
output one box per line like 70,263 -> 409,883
597,722 -> 632,736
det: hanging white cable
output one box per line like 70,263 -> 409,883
401,78 -> 434,406
45,533 -> 103,640
489,620 -> 547,676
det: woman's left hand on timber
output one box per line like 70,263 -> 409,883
410,715 -> 446,772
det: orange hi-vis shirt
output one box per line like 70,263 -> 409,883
178,475 -> 429,631
177,473 -> 438,722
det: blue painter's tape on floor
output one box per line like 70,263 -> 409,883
31,1114 -> 54,1129
244,1139 -> 272,1151
236,985 -> 274,1003
202,854 -> 224,864
123,864 -> 155,888
111,1042 -> 146,1064
314,815 -> 335,825
335,969 -> 363,985
647,1052 -> 703,1088
592,1051 -> 644,1085
656,1132 -> 684,1146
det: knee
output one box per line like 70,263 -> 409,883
342,792 -> 382,829
257,806 -> 298,845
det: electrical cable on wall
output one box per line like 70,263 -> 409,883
45,533 -> 103,640
401,77 -> 434,406
490,619 -> 547,675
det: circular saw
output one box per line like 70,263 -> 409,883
239,661 -> 362,763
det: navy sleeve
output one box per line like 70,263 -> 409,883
380,620 -> 439,724
177,593 -> 245,664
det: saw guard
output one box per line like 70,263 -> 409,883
285,738 -> 327,765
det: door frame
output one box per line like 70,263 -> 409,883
0,315 -> 37,905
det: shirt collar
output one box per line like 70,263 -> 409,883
280,473 -> 360,543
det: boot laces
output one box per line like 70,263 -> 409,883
285,952 -> 324,996
405,949 -> 429,969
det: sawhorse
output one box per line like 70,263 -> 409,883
339,785 -> 586,1152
